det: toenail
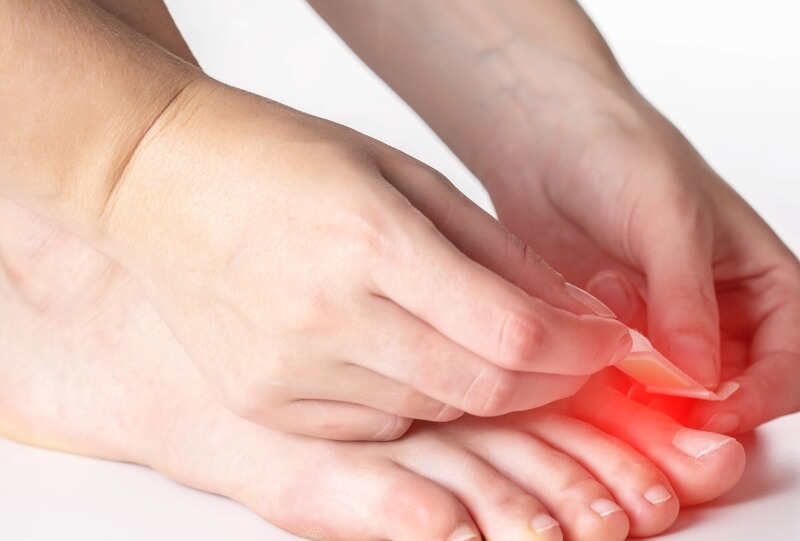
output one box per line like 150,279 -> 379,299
448,523 -> 479,541
590,498 -> 624,518
672,428 -> 736,459
644,484 -> 673,505
701,412 -> 741,434
531,513 -> 560,533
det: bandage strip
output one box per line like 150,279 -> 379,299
615,330 -> 739,401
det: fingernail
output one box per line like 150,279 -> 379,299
673,428 -> 736,459
448,524 -> 478,541
668,333 -> 719,387
610,329 -> 634,365
590,498 -> 623,518
566,283 -> 617,318
644,485 -> 673,505
628,328 -> 652,352
701,412 -> 742,434
531,513 -> 560,533
586,271 -> 633,322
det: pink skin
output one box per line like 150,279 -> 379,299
468,64 -> 800,433
0,3 -> 752,538
2,0 -> 636,444
0,198 -> 744,541
587,266 -> 800,435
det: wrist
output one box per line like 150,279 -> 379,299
464,52 -> 649,194
93,75 -> 222,256
0,0 -> 204,244
79,70 -> 206,243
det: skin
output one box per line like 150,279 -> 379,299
0,0 -> 634,442
308,0 -> 800,432
0,198 -> 745,541
0,3 -> 746,539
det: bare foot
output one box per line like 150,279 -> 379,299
0,199 -> 745,541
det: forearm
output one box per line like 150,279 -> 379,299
91,0 -> 196,65
0,0 -> 200,239
308,0 -> 632,175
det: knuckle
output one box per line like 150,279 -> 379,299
498,310 -> 544,367
664,280 -> 717,314
281,290 -> 338,336
346,196 -> 427,284
462,367 -> 517,416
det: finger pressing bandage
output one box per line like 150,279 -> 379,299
615,330 -> 739,401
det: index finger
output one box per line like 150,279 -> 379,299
369,189 -> 633,376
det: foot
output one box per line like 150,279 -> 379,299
0,199 -> 745,541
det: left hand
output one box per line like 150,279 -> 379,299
472,71 -> 800,434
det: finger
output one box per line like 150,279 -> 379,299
635,202 -> 721,388
587,270 -> 649,396
688,271 -> 800,433
586,270 -> 648,331
687,350 -> 800,435
367,197 -> 633,377
379,153 -> 614,317
292,362 -> 464,423
276,399 -> 413,441
354,296 -> 593,416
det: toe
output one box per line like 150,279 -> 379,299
380,469 -> 481,541
456,423 -> 630,541
519,411 -> 679,537
236,435 -> 480,541
567,383 -> 746,506
395,430 -> 564,541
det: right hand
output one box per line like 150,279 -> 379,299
98,78 -> 633,440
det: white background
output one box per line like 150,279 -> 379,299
1,1 -> 799,539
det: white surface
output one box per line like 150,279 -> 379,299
2,1 -> 799,539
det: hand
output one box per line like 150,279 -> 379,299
96,77 -> 632,441
472,67 -> 800,432
588,198 -> 800,436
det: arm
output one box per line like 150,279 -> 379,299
308,0 -> 725,387
0,0 -> 200,240
307,0 -> 630,177
310,0 -> 800,433
0,0 -> 633,440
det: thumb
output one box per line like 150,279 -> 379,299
586,270 -> 648,330
637,215 -> 721,388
